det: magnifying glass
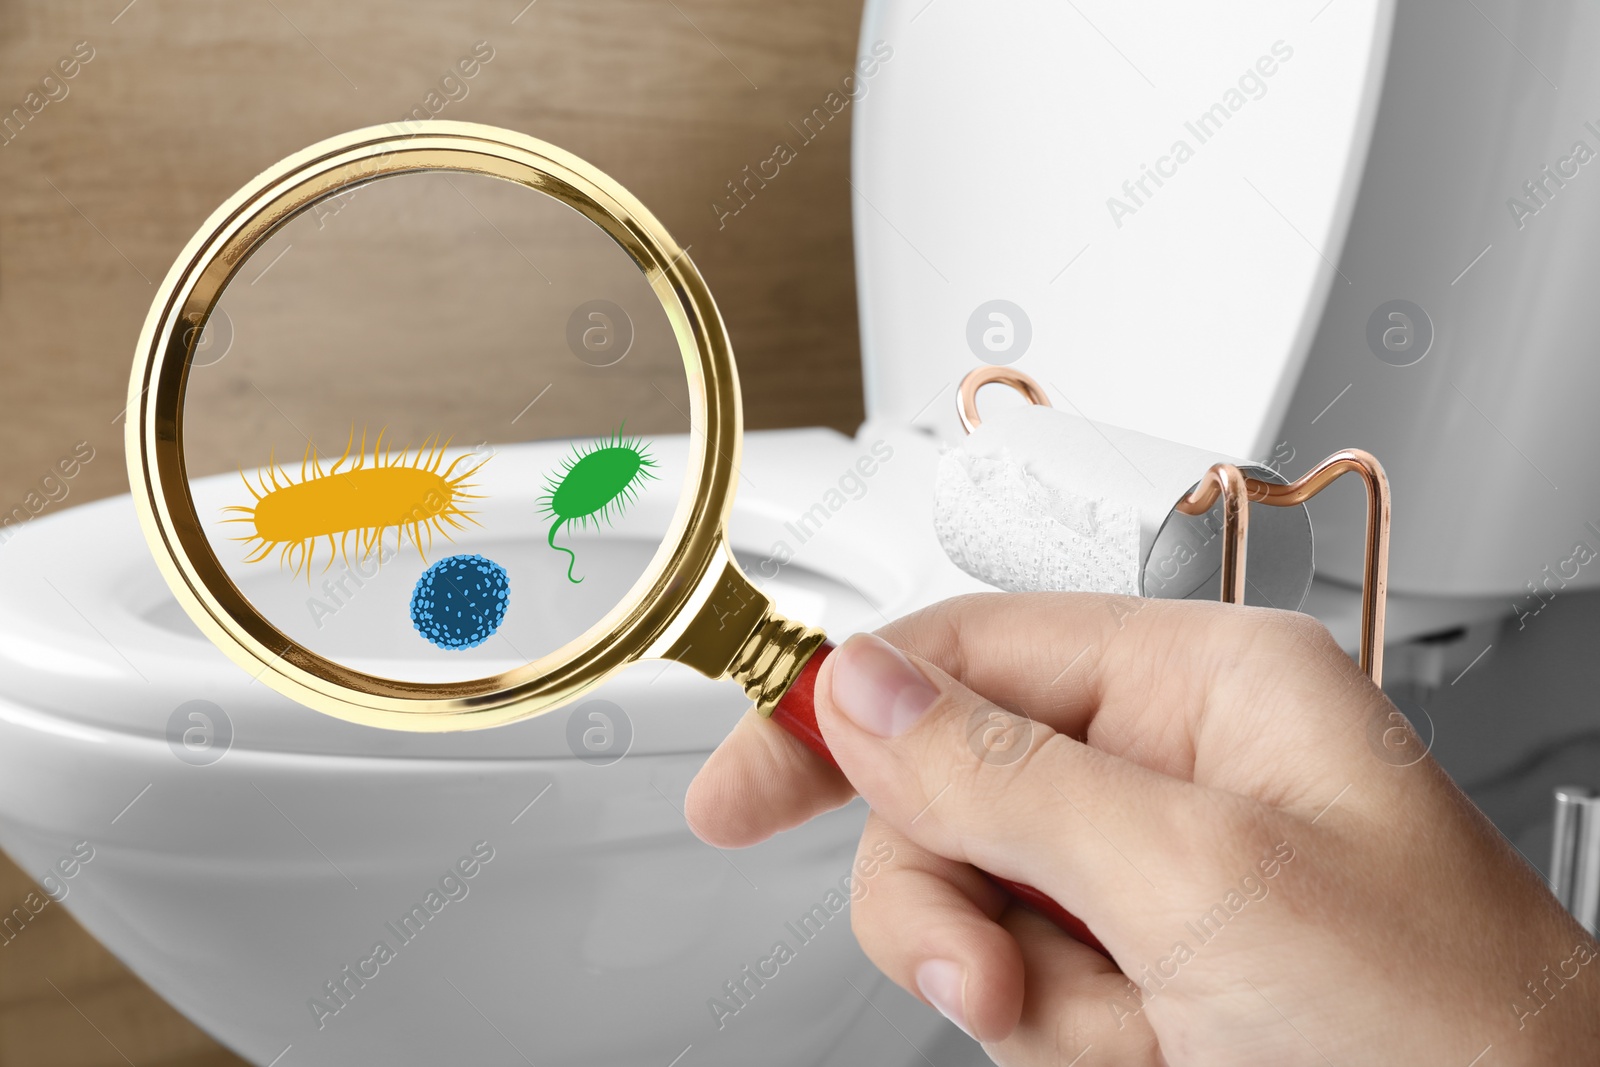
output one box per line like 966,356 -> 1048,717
126,121 -> 1096,945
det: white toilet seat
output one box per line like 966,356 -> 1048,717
0,425 -> 984,761
0,423 -> 991,1067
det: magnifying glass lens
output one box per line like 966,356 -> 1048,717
181,170 -> 694,685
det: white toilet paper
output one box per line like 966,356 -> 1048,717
934,448 -> 1141,594
933,404 -> 1315,609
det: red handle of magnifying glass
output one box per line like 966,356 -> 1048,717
770,640 -> 1109,956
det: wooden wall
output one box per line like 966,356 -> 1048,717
0,1 -> 866,1062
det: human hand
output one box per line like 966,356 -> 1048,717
685,593 -> 1600,1066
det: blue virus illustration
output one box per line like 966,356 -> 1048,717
409,553 -> 510,650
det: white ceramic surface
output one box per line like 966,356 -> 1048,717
0,427 -> 990,1066
1273,0 -> 1600,597
853,0 -> 1392,461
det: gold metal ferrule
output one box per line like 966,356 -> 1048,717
652,549 -> 826,714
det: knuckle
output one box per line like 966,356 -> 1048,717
947,699 -> 1053,794
1270,607 -> 1338,653
1170,790 -> 1288,880
848,885 -> 881,945
981,943 -> 1164,1065
879,593 -> 989,668
1241,607 -> 1348,673
847,845 -> 903,945
937,709 -> 1075,854
1058,977 -> 1166,1062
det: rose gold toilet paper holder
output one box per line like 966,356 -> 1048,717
958,365 -> 1391,685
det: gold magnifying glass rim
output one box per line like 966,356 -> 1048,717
126,121 -> 740,732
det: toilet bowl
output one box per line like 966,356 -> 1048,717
0,427 -> 990,1066
0,2 -> 1403,1063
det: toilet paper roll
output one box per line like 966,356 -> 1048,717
934,404 -> 1314,610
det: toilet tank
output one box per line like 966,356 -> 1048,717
850,0 -> 1394,459
1273,0 -> 1600,599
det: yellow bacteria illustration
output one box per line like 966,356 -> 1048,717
224,429 -> 488,576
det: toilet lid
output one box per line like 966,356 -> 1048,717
852,0 -> 1393,460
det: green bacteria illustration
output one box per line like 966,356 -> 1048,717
537,425 -> 658,583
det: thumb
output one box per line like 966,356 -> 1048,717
815,631 -> 1209,941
